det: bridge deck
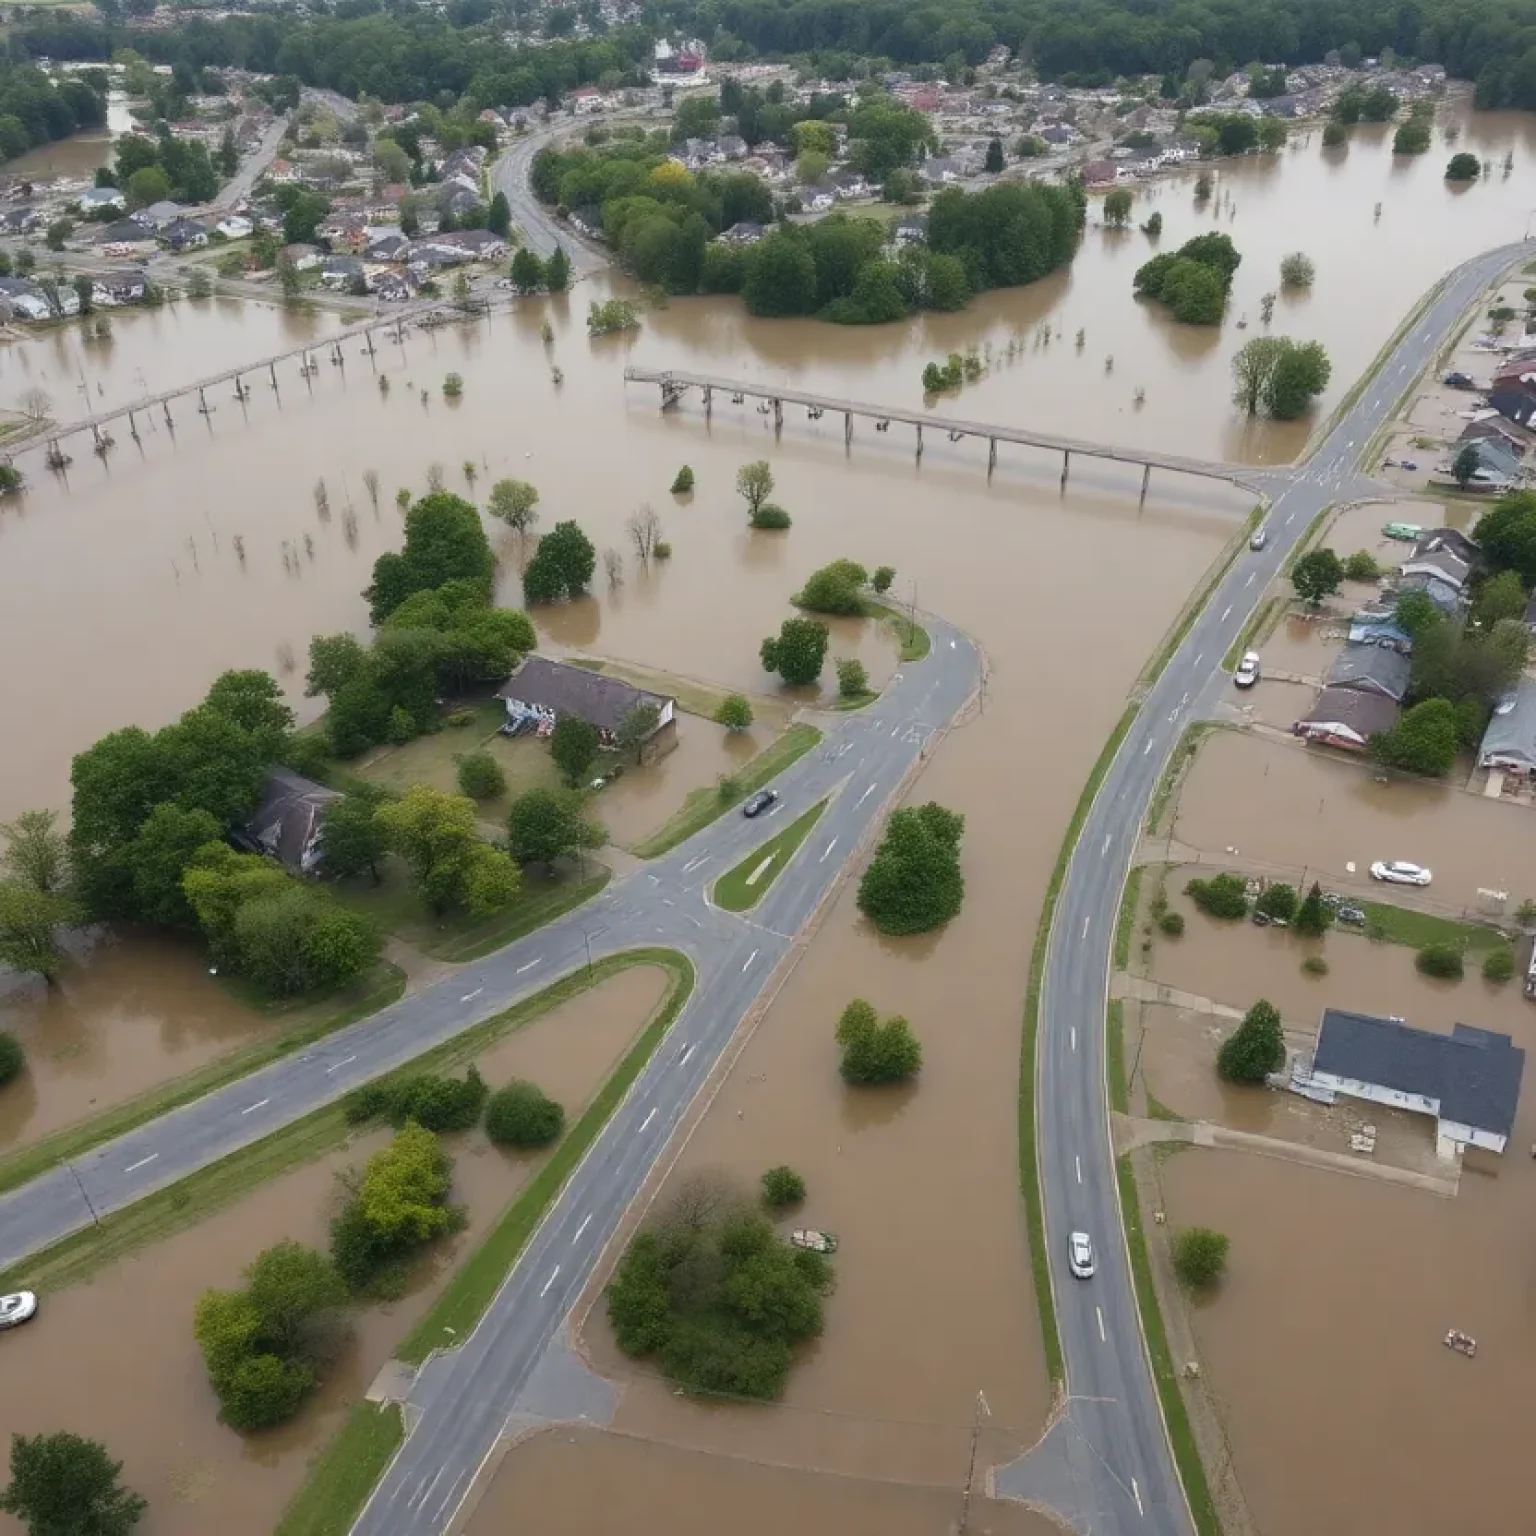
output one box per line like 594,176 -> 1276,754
623,366 -> 1260,487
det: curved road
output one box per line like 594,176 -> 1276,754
995,239 -> 1532,1534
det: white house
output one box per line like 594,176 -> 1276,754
216,214 -> 253,239
1306,1009 -> 1525,1157
495,655 -> 675,752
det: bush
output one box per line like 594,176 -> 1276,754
485,1080 -> 565,1147
343,1068 -> 488,1132
836,657 -> 870,698
670,465 -> 694,494
872,565 -> 896,594
1172,1227 -> 1229,1288
760,1166 -> 806,1208
1416,943 -> 1464,979
1341,550 -> 1382,582
386,705 -> 416,745
750,504 -> 791,529
1253,882 -> 1298,923
1216,999 -> 1285,1082
445,708 -> 475,728
442,372 -> 464,397
1158,910 -> 1185,937
835,999 -> 922,1083
1301,954 -> 1329,976
1483,946 -> 1516,983
456,750 -> 507,801
715,694 -> 754,732
797,559 -> 869,616
0,1032 -> 24,1086
654,540 -> 672,559
1185,873 -> 1248,920
1278,251 -> 1315,288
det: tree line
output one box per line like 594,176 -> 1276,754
0,61 -> 105,164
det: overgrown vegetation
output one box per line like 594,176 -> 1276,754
835,998 -> 922,1083
1185,872 -> 1247,920
1133,232 -> 1240,325
1216,998 -> 1285,1082
858,802 -> 965,934
1172,1226 -> 1230,1288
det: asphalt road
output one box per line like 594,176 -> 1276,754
995,239 -> 1534,1535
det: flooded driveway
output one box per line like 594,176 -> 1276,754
0,965 -> 669,1536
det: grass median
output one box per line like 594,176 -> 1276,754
0,962 -> 407,1203
713,800 -> 828,912
867,600 -> 931,663
632,724 -> 822,858
0,951 -> 684,1296
279,950 -> 694,1535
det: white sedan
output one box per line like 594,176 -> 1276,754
1068,1231 -> 1096,1279
0,1292 -> 37,1329
1233,651 -> 1261,689
1370,860 -> 1432,887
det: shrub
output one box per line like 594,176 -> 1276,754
872,565 -> 896,594
0,1032 -> 24,1086
386,705 -> 416,745
1341,550 -> 1382,582
1253,882 -> 1297,923
485,1080 -> 565,1147
835,998 -> 922,1083
343,1068 -> 488,1132
797,559 -> 868,615
442,372 -> 464,397
1216,999 -> 1285,1082
717,774 -> 742,802
445,708 -> 475,728
1416,943 -> 1464,979
1185,873 -> 1248,920
1278,251 -> 1315,288
1293,881 -> 1334,937
1172,1227 -> 1229,1288
836,657 -> 870,698
1301,954 -> 1329,976
1158,910 -> 1185,937
670,465 -> 694,494
715,694 -> 754,731
760,1166 -> 806,1208
1484,946 -> 1516,983
654,540 -> 673,559
456,750 -> 507,801
750,504 -> 791,529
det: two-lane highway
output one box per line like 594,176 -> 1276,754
999,241 -> 1533,1533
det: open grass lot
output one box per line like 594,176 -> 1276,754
568,656 -> 792,729
335,859 -> 609,963
713,799 -> 828,912
275,1404 -> 403,1536
0,962 -> 406,1200
632,723 -> 823,858
1358,898 -> 1507,952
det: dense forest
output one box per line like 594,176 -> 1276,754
0,63 -> 106,163
12,0 -> 1536,115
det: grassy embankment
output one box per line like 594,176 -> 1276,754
633,724 -> 822,858
0,963 -> 406,1201
0,951 -> 688,1297
278,950 -> 695,1536
712,800 -> 828,912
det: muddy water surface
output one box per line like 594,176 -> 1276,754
466,1426 -> 1061,1536
1161,1146 -> 1536,1536
0,964 -> 669,1536
0,929 -> 277,1148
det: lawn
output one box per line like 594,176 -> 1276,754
275,1404 -> 402,1536
1357,899 -> 1506,952
567,656 -> 790,729
632,723 -> 823,858
866,600 -> 931,663
0,962 -> 406,1201
334,860 -> 609,963
713,799 -> 828,911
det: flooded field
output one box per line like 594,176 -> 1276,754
466,1426 -> 1061,1536
1161,1146 -> 1536,1536
0,964 -> 669,1536
1172,728 -> 1536,910
0,928 -> 284,1149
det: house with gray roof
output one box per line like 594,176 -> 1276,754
1478,677 -> 1536,774
497,656 -> 675,751
1293,685 -> 1400,751
1325,643 -> 1411,702
234,769 -> 339,876
1394,570 -> 1464,616
1398,545 -> 1471,592
1306,1008 -> 1525,1156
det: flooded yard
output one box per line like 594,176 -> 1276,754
0,964 -> 669,1536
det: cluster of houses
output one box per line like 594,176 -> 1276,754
1435,349 -> 1536,491
1293,527 -> 1479,751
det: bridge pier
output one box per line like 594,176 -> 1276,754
127,409 -> 138,442
198,385 -> 208,416
92,424 -> 103,449
366,330 -> 376,357
702,384 -> 712,416
988,437 -> 997,475
915,423 -> 923,461
163,400 -> 173,428
1141,462 -> 1151,501
844,412 -> 852,446
1061,449 -> 1070,490
773,398 -> 782,431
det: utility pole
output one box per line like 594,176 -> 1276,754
583,929 -> 594,979
959,1388 -> 990,1535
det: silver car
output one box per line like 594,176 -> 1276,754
1068,1231 -> 1095,1279
1249,526 -> 1269,551
0,1292 -> 37,1329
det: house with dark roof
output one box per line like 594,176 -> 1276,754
1411,527 -> 1479,567
234,769 -> 340,875
1325,643 -> 1411,702
1394,570 -> 1464,616
1398,545 -> 1471,592
1306,1008 -> 1525,1156
1293,685 -> 1400,750
1478,677 -> 1536,774
497,656 -> 675,751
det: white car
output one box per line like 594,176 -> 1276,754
1068,1231 -> 1095,1279
1370,860 -> 1432,887
0,1292 -> 37,1329
1233,651 -> 1261,689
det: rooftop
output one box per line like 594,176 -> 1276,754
497,655 -> 671,733
1314,1008 -> 1524,1139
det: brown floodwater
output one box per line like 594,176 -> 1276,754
4,93 -> 135,181
1172,728 -> 1536,911
0,964 -> 669,1536
465,1426 -> 1061,1536
1161,1145 -> 1536,1536
0,927 -> 279,1149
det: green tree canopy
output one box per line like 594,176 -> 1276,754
1291,547 -> 1344,604
1173,1227 -> 1229,1288
856,802 -> 965,935
1369,697 -> 1461,776
760,617 -> 830,686
0,1432 -> 145,1536
364,492 -> 494,625
549,715 -> 600,786
485,1079 -> 565,1146
506,786 -> 604,868
521,519 -> 597,603
376,784 -> 520,916
1216,998 -> 1285,1082
835,998 -> 922,1083
796,558 -> 869,615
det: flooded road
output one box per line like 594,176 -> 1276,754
0,964 -> 669,1536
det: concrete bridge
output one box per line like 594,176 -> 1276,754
623,366 -> 1275,497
